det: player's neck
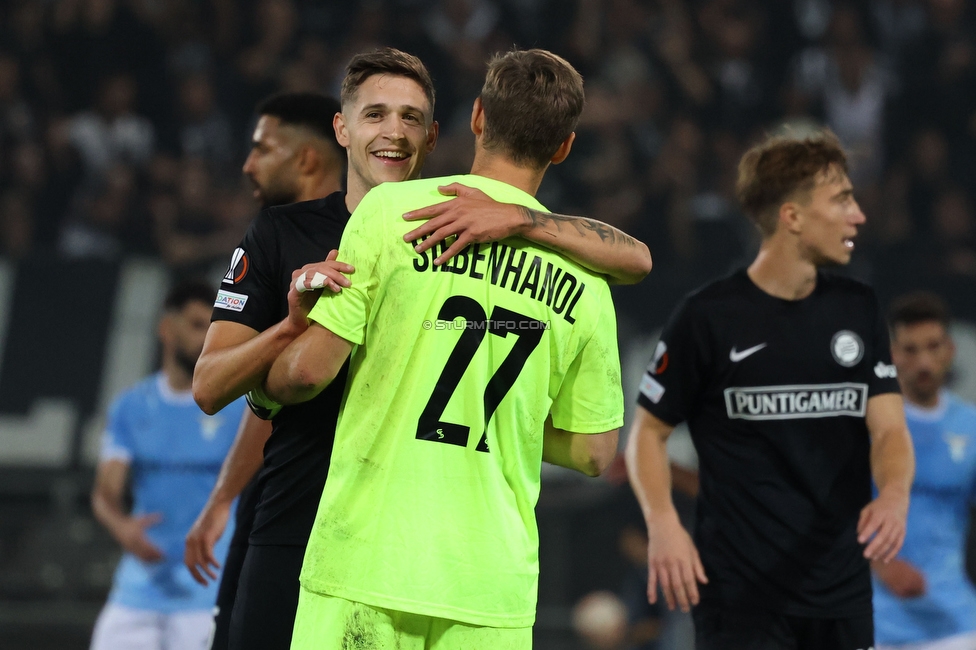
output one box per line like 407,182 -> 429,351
747,239 -> 817,301
469,149 -> 546,197
903,388 -> 942,410
161,358 -> 193,392
295,173 -> 342,204
344,174 -> 371,214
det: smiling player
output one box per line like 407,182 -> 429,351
190,48 -> 652,650
266,48 -> 624,650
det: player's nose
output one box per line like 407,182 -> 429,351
385,116 -> 406,141
242,152 -> 256,174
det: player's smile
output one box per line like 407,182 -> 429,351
370,147 -> 412,167
336,73 -> 438,202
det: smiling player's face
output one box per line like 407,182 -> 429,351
335,74 -> 438,200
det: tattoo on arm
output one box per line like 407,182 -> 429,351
516,206 -> 639,249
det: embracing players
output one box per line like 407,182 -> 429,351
189,48 -> 650,650
266,47 -> 623,650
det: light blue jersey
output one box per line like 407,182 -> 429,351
873,391 -> 976,644
100,373 -> 245,613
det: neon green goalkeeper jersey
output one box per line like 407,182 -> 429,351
303,174 -> 624,628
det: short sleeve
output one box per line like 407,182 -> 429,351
99,395 -> 134,464
967,410 -> 976,505
212,210 -> 281,332
970,463 -> 976,506
307,187 -> 385,345
636,298 -> 708,426
867,292 -> 900,397
550,288 -> 624,434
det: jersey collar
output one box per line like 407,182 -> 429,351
156,373 -> 197,406
903,390 -> 950,422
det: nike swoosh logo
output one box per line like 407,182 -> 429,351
730,343 -> 767,362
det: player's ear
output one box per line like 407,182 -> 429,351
297,144 -> 319,174
550,132 -> 575,165
470,98 -> 485,138
334,111 -> 350,148
780,201 -> 802,235
425,120 -> 439,154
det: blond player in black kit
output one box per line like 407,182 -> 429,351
626,131 -> 916,650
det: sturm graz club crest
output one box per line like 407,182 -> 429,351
223,247 -> 249,285
830,330 -> 863,367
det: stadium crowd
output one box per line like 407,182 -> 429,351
0,0 -> 974,324
1,2 -> 976,649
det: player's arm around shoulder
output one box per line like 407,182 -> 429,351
860,393 -> 915,563
401,183 -> 652,284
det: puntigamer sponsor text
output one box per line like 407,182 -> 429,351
724,383 -> 869,420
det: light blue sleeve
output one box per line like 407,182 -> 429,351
970,428 -> 976,506
958,402 -> 976,505
100,393 -> 136,463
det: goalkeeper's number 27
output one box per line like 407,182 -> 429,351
416,296 -> 543,452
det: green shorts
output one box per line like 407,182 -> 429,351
290,587 -> 532,650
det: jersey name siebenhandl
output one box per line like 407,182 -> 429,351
412,239 -> 585,325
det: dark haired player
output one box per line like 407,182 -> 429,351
184,91 -> 347,650
874,292 -> 976,650
90,282 -> 246,650
626,131 -> 915,650
190,49 -> 650,650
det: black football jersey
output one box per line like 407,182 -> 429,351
212,192 -> 350,545
637,269 -> 900,616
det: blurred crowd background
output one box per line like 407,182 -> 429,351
2,0 -> 976,319
0,0 -> 974,648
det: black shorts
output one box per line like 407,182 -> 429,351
210,539 -> 248,650
228,544 -> 305,650
693,603 -> 874,650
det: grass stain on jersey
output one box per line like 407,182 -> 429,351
358,456 -> 382,472
342,607 -> 380,650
